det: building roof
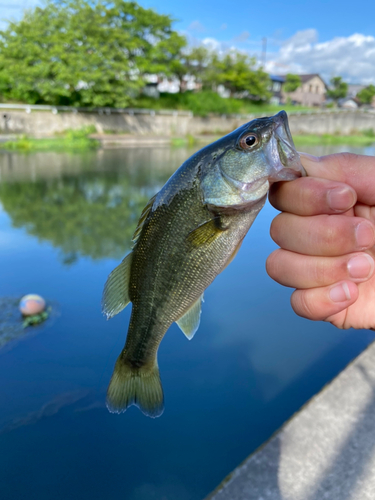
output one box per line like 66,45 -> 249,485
270,75 -> 285,83
347,84 -> 366,97
298,74 -> 321,83
278,73 -> 327,88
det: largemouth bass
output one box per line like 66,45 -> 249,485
102,111 -> 305,418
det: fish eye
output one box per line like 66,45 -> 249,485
239,133 -> 259,149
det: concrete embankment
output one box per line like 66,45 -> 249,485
206,339 -> 375,500
1,107 -> 375,137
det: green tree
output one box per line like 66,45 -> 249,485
185,46 -> 212,77
147,30 -> 187,92
202,51 -> 271,100
171,46 -> 211,93
357,85 -> 375,105
283,74 -> 301,93
158,45 -> 212,94
0,0 -> 186,107
326,76 -> 348,102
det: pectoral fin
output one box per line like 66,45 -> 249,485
187,216 -> 227,247
102,252 -> 133,319
176,294 -> 204,340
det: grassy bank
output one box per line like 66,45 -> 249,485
170,132 -> 375,148
134,91 -> 310,117
0,126 -> 99,152
1,128 -> 374,153
294,132 -> 375,147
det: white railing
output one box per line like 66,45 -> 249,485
0,103 -> 373,118
0,103 -> 193,117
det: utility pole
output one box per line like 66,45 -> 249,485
261,37 -> 267,67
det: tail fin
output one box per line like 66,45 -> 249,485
106,355 -> 164,418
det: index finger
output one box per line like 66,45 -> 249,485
299,152 -> 375,206
269,176 -> 357,216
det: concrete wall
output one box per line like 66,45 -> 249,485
1,109 -> 375,137
288,111 -> 375,134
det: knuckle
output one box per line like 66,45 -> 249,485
312,259 -> 329,285
316,215 -> 347,250
270,215 -> 282,243
291,290 -> 315,319
313,257 -> 344,285
265,249 -> 281,278
296,179 -> 318,207
338,152 -> 357,169
298,290 -> 317,319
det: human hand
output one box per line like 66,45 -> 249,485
267,152 -> 375,330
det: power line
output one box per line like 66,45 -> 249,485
261,37 -> 267,67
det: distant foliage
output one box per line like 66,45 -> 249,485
357,85 -> 375,105
326,76 -> 348,102
283,74 -> 301,93
134,92 -> 309,117
184,91 -> 242,116
0,128 -> 99,152
0,1 -> 271,107
202,51 -> 271,100
0,0 -> 186,107
362,128 -> 375,138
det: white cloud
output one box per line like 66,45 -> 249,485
266,29 -> 375,84
192,28 -> 375,85
186,20 -> 206,33
201,37 -> 224,51
233,30 -> 250,43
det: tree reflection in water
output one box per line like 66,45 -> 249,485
0,148 -> 197,264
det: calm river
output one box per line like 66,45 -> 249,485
0,144 -> 374,500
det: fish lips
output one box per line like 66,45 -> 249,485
267,113 -> 306,182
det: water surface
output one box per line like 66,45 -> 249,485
0,145 -> 374,500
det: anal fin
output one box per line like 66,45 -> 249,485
102,252 -> 133,319
176,294 -> 204,340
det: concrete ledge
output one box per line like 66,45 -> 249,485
206,339 -> 375,500
1,109 -> 375,136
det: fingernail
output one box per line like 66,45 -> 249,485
327,187 -> 355,212
298,152 -> 319,162
348,254 -> 374,279
355,221 -> 375,249
330,283 -> 351,302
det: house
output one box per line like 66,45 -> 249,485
282,74 -> 327,107
347,84 -> 366,99
269,75 -> 285,105
338,97 -> 361,109
143,74 -> 201,97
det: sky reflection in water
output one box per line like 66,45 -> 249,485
0,145 -> 374,500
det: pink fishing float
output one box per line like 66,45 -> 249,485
19,294 -> 46,316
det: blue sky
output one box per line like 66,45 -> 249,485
1,0 -> 375,84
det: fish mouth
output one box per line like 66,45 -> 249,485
220,168 -> 268,194
267,111 -> 306,182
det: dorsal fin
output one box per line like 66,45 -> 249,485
132,194 -> 157,244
